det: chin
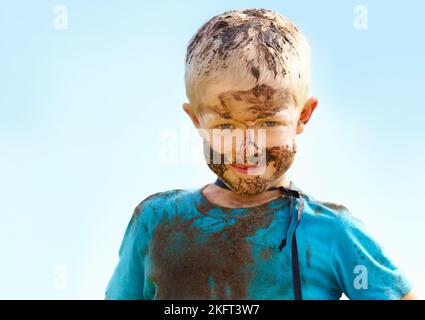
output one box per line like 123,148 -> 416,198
221,167 -> 274,195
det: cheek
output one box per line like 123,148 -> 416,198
203,135 -> 236,163
265,129 -> 296,149
202,138 -> 233,169
202,129 -> 249,160
263,118 -> 297,147
202,130 -> 232,153
266,144 -> 297,173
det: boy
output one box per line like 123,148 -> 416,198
105,8 -> 417,300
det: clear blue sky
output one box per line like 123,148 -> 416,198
1,0 -> 424,299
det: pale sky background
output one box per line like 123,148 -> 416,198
0,0 -> 424,299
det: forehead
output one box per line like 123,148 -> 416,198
198,84 -> 297,122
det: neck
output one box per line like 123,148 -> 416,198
269,175 -> 291,189
212,176 -> 292,207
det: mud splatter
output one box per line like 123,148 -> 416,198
195,195 -> 235,218
267,144 -> 297,177
133,192 -> 163,216
312,205 -> 324,215
203,139 -> 228,177
186,9 -> 300,78
260,246 -> 272,260
306,246 -> 311,268
232,93 -> 242,101
251,65 -> 260,82
149,206 -> 276,299
134,190 -> 183,217
203,137 -> 297,195
217,96 -> 232,119
199,85 -> 298,198
217,85 -> 294,119
242,8 -> 270,19
312,201 -> 349,215
320,201 -> 349,212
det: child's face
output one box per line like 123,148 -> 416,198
184,83 -> 317,195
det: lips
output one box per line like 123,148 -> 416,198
232,164 -> 258,168
229,163 -> 267,175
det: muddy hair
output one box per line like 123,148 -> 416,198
185,8 -> 311,114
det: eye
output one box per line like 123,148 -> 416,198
262,121 -> 280,127
215,123 -> 235,129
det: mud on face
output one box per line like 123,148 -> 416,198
203,138 -> 297,195
198,82 -> 299,195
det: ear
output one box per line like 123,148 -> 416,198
296,97 -> 318,135
182,103 -> 201,129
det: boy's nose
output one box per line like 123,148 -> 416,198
245,140 -> 261,164
235,135 -> 261,164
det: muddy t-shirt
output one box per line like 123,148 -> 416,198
105,183 -> 412,300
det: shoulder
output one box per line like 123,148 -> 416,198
298,189 -> 364,235
301,191 -> 353,220
130,188 -> 197,232
300,191 -> 376,252
134,189 -> 187,213
290,182 -> 352,221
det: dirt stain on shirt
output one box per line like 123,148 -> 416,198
149,204 -> 276,299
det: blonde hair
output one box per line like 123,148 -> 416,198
185,8 -> 311,114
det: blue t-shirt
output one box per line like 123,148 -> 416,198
105,182 -> 412,300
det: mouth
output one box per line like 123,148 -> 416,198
228,163 -> 267,175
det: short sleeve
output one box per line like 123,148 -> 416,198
105,205 -> 149,300
331,211 -> 413,300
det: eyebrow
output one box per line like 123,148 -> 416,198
200,90 -> 297,121
250,105 -> 291,119
202,109 -> 293,125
